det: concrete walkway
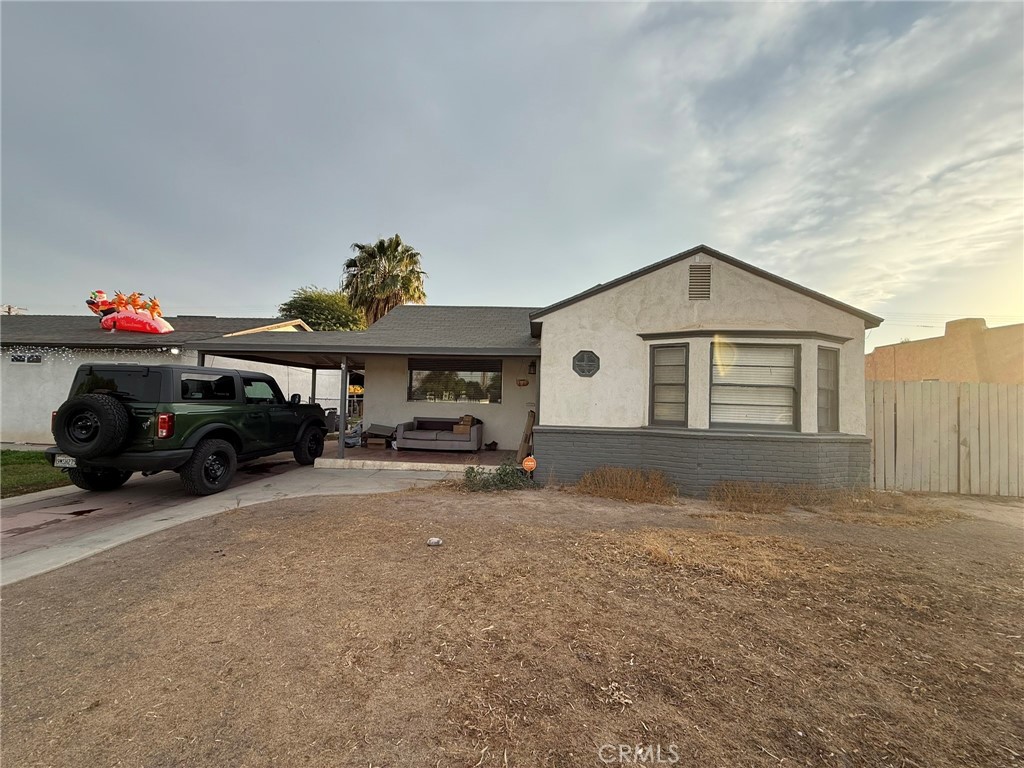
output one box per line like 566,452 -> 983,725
1,467 -> 451,586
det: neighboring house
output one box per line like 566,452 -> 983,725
0,315 -> 337,443
865,318 -> 1023,384
194,245 -> 883,494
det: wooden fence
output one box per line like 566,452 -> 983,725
865,381 -> 1023,496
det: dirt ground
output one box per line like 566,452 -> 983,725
1,488 -> 1021,768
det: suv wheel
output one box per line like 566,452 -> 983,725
67,467 -> 133,492
53,394 -> 130,459
180,439 -> 237,496
293,426 -> 326,465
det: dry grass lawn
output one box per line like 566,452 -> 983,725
1,488 -> 1021,767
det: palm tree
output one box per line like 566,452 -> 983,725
343,235 -> 427,325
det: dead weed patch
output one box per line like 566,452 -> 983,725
709,482 -> 964,527
573,466 -> 676,504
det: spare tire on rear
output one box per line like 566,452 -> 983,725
52,394 -> 131,459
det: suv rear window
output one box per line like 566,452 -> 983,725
73,368 -> 162,402
180,373 -> 237,401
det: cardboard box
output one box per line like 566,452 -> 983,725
366,437 -> 388,449
459,415 -> 475,425
453,424 -> 472,435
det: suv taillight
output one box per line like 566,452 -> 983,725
51,410 -> 57,432
157,413 -> 175,439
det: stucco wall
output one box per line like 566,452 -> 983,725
537,252 -> 868,434
1,349 -> 341,444
361,354 -> 538,450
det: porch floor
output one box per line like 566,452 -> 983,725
316,447 -> 516,473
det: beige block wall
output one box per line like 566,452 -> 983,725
865,320 -> 1023,384
537,252 -> 868,435
362,355 -> 538,450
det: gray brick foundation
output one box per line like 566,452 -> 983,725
532,426 -> 870,496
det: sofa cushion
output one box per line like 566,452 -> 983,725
403,429 -> 442,440
437,430 -> 471,442
415,418 -> 459,431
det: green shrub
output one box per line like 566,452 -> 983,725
463,458 -> 537,492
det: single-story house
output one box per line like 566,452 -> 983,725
192,245 -> 883,494
0,314 -> 342,443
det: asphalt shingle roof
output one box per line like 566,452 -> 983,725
194,306 -> 540,357
0,315 -> 290,348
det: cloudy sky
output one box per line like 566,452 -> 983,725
2,2 -> 1021,349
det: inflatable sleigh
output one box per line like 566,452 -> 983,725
86,290 -> 174,334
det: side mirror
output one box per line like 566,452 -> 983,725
290,393 -> 302,405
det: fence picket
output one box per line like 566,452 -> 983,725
1017,386 -> 1024,496
918,382 -> 929,492
928,382 -> 940,492
938,383 -> 949,492
884,381 -> 896,491
958,383 -> 970,494
998,385 -> 1010,497
1008,385 -> 1019,498
873,382 -> 885,488
979,384 -> 991,495
946,382 -> 958,493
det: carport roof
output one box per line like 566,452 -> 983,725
195,305 -> 541,369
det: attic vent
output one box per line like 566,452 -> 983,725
688,263 -> 712,300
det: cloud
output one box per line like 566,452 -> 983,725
616,2 -> 1023,311
0,2 -> 1020,330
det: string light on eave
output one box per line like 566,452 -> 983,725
4,346 -> 189,364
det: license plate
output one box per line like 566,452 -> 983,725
53,454 -> 77,468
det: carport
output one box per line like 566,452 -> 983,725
193,307 -> 541,460
194,332 -> 367,458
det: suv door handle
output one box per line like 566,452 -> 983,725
246,413 -> 263,420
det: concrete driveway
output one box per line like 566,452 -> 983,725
1,455 -> 451,586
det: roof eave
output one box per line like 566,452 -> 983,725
194,342 -> 540,357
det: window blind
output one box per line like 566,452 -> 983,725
650,345 -> 688,425
817,347 -> 839,433
711,344 -> 797,429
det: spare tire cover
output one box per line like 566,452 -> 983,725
53,394 -> 131,459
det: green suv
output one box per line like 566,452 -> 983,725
46,364 -> 329,496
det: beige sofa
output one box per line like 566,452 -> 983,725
395,417 -> 483,452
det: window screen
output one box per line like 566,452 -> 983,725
408,359 -> 502,403
711,344 -> 798,429
817,347 -> 839,433
650,345 -> 688,425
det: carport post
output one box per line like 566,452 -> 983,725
338,358 -> 349,458
310,368 -> 317,404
